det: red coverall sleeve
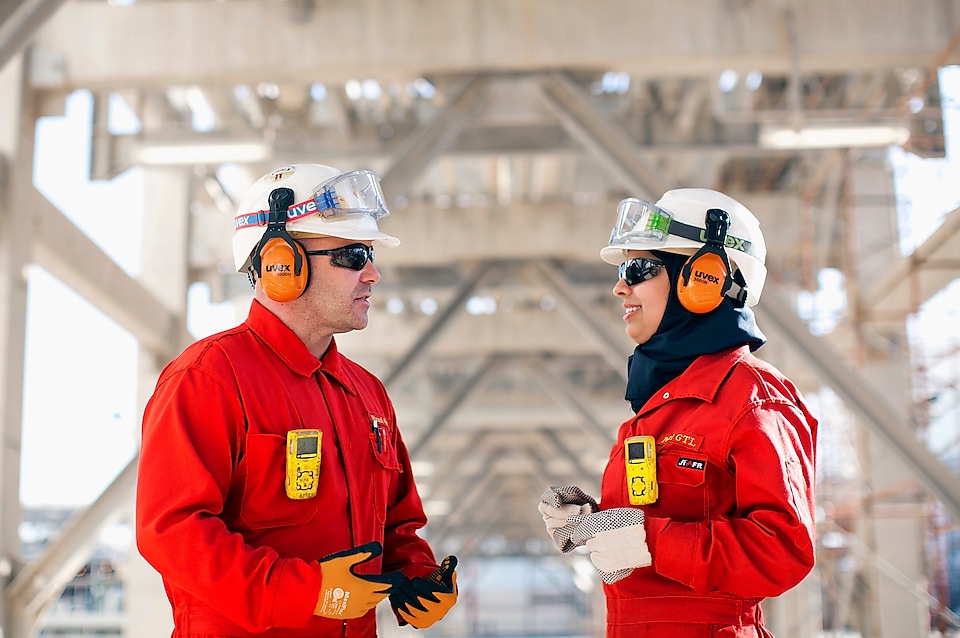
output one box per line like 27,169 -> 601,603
645,401 -> 817,597
379,409 -> 439,579
136,365 -> 322,632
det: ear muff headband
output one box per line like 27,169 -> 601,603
677,208 -> 736,314
250,187 -> 310,302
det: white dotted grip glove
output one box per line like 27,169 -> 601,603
538,486 -> 598,553
570,508 -> 650,583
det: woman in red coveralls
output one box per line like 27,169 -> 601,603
539,189 -> 818,637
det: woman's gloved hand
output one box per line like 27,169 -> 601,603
570,508 -> 651,583
537,485 -> 598,552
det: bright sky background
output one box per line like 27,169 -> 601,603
17,67 -> 960,508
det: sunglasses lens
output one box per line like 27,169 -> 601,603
330,245 -> 373,270
619,258 -> 663,286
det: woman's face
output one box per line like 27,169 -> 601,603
613,250 -> 672,345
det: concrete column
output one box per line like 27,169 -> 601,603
0,53 -> 31,638
123,167 -> 190,638
849,155 -> 928,638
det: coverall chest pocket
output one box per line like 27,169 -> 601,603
654,446 -> 709,521
368,420 -> 401,525
240,433 -> 319,529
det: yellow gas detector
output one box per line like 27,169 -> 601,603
285,429 -> 321,500
624,435 -> 658,505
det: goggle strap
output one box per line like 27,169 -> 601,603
668,219 -> 759,259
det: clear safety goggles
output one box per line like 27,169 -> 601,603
608,198 -> 674,246
234,169 -> 390,231
313,169 -> 390,220
608,197 -> 759,258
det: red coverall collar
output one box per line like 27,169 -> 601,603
636,345 -> 750,416
245,299 -> 359,396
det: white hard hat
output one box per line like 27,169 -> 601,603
600,188 -> 767,305
232,163 -> 400,272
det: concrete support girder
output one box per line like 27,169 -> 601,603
522,356 -> 616,448
382,261 -> 493,389
758,288 -> 960,520
407,354 -> 501,459
536,427 -> 600,487
531,259 -> 629,378
380,74 -> 490,200
861,205 -> 960,322
28,0 -> 960,90
0,52 -> 29,638
30,191 -> 193,361
539,71 -> 672,200
5,458 -> 136,636
0,0 -> 65,72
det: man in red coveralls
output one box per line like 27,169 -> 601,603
137,164 -> 457,637
539,189 -> 818,637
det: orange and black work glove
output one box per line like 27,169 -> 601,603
389,555 -> 459,629
314,542 -> 404,620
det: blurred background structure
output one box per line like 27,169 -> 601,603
1,1 -> 960,636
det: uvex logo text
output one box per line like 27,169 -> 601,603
698,230 -> 748,252
694,270 -> 720,284
288,200 -> 319,218
265,264 -> 292,273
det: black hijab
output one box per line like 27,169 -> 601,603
624,251 -> 766,413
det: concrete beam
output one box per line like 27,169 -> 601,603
29,0 -> 960,90
381,74 -> 490,199
30,191 -> 192,361
861,206 -> 960,322
0,0 -> 65,72
540,72 -> 672,200
757,288 -> 960,520
5,458 -> 136,634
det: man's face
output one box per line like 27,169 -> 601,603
296,236 -> 380,335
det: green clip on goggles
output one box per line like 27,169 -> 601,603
609,198 -> 760,258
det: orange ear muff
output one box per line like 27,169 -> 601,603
258,238 -> 309,302
249,187 -> 310,302
676,251 -> 729,314
676,208 -> 734,314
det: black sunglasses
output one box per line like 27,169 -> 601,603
618,257 -> 666,286
304,243 -> 375,271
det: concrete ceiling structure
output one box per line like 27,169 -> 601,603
2,1 -> 960,636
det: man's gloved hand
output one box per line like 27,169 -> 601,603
314,542 -> 403,619
570,508 -> 651,584
537,486 -> 598,553
389,555 -> 458,629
